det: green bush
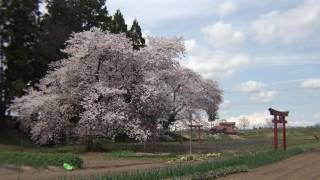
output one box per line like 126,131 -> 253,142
0,152 -> 83,168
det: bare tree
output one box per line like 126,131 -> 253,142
264,117 -> 273,129
239,116 -> 250,130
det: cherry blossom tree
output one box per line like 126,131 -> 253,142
10,28 -> 222,145
158,67 -> 222,132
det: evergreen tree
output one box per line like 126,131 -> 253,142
0,0 -> 40,124
208,110 -> 219,122
0,0 -> 146,129
37,0 -> 111,79
110,9 -> 127,34
77,0 -> 111,31
127,19 -> 145,50
0,4 -> 6,126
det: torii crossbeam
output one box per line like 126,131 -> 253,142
269,108 -> 289,150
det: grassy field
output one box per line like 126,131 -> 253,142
0,152 -> 83,168
70,144 -> 319,180
0,127 -> 318,179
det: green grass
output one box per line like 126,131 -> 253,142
104,150 -> 177,160
242,127 -> 320,141
72,143 -> 319,180
0,152 -> 83,168
105,150 -> 137,158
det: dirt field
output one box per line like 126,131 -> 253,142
0,153 -> 168,180
219,149 -> 320,180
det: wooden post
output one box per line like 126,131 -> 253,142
189,113 -> 193,155
188,123 -> 203,154
282,116 -> 286,150
274,116 -> 278,150
189,125 -> 192,154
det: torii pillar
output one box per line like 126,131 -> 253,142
269,108 -> 289,150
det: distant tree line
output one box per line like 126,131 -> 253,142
0,0 -> 145,130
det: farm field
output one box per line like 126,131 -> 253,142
2,1 -> 320,179
219,149 -> 320,180
0,127 -> 319,180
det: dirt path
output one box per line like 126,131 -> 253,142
219,149 -> 320,180
0,153 -> 168,180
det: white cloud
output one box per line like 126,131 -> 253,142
183,21 -> 250,79
250,90 -> 277,103
184,39 -> 196,53
251,0 -> 320,44
301,78 -> 320,89
109,0 -> 250,79
254,54 -> 320,66
234,81 -> 278,103
234,81 -> 265,93
314,113 -> 320,119
217,1 -> 238,17
108,0 -> 218,28
289,120 -> 315,127
201,21 -> 245,48
227,112 -> 315,128
221,99 -> 232,110
226,112 -> 271,129
142,30 -> 153,37
183,50 -> 251,78
125,18 -> 133,28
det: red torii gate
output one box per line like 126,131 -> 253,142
269,108 -> 289,150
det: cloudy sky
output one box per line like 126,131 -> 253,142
108,0 -> 320,127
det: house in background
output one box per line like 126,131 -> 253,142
210,121 -> 237,135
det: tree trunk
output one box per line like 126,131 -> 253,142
0,113 -> 7,134
162,114 -> 176,134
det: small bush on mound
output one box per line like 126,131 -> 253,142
0,152 -> 83,168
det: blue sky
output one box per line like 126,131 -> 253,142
108,0 -> 320,127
